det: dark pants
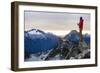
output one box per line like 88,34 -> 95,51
79,28 -> 83,42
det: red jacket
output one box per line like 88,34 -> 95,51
78,19 -> 84,30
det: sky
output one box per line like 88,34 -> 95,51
24,11 -> 90,34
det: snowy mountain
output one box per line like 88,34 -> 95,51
83,33 -> 90,44
64,30 -> 80,43
24,29 -> 60,54
64,30 -> 90,44
24,30 -> 90,61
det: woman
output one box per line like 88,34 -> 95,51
77,17 -> 84,42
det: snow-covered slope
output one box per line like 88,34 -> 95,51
24,29 -> 60,53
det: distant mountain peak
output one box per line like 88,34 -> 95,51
69,30 -> 79,34
27,29 -> 45,35
64,30 -> 80,43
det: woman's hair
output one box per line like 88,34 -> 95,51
80,17 -> 83,20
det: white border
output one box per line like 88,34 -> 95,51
18,5 -> 96,68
